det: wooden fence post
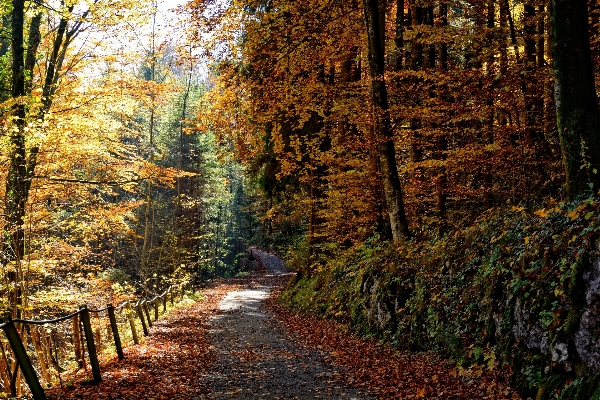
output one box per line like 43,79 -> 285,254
142,302 -> 152,328
30,326 -> 50,383
125,302 -> 139,344
72,314 -> 84,368
79,306 -> 102,384
0,316 -> 47,400
162,293 -> 167,312
107,305 -> 124,360
136,302 -> 148,336
169,287 -> 174,305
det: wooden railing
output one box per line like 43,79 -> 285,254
0,281 -> 193,400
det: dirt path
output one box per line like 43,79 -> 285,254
49,249 -> 519,399
248,247 -> 288,274
197,249 -> 373,399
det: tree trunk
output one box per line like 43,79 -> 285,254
5,0 -> 27,270
552,0 -> 600,198
409,3 -> 423,69
141,7 -> 158,289
4,2 -> 86,316
394,0 -> 404,71
499,0 -> 509,74
436,3 -> 448,218
537,5 -> 546,70
439,3 -> 448,70
362,0 -> 410,242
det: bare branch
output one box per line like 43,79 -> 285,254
33,176 -> 149,186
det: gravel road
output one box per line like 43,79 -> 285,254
195,249 -> 373,399
249,247 -> 288,274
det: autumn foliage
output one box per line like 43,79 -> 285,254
0,0 -> 599,398
184,0 -> 573,258
181,0 -> 600,398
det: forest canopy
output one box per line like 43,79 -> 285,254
1,0 -> 600,397
185,0 -> 598,250
0,0 -> 256,323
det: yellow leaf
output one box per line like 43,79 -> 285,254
524,236 -> 530,244
569,235 -> 578,244
416,388 -> 426,398
567,209 -> 579,220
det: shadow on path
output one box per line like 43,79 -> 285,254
198,249 -> 373,399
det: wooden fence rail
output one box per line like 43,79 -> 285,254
0,282 -> 192,400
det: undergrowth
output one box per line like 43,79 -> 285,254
282,195 -> 600,399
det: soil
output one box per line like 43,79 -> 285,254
195,249 -> 374,399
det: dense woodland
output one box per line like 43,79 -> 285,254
0,0 -> 261,318
0,0 -> 600,398
191,0 -> 600,249
188,0 -> 600,398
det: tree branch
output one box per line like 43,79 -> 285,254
33,176 -> 149,185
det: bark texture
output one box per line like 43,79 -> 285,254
5,0 -> 28,270
362,0 -> 410,241
552,0 -> 600,199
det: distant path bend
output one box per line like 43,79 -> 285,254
249,247 -> 288,274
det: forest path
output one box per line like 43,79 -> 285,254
197,248 -> 374,399
49,250 -> 519,399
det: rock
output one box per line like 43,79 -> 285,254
551,342 -> 568,364
512,298 -> 549,353
574,257 -> 600,374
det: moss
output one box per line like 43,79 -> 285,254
559,375 -> 600,400
537,373 -> 567,399
563,258 -> 587,337
280,197 -> 600,399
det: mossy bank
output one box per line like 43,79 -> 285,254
282,196 -> 600,399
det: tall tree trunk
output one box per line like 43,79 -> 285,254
362,0 -> 410,242
426,5 -> 435,68
4,2 -> 87,316
499,0 -> 509,74
141,5 -> 158,290
408,1 -> 424,220
6,0 -> 27,266
552,0 -> 600,198
482,1 -> 496,208
394,0 -> 404,71
439,2 -> 448,71
436,2 -> 448,218
537,5 -> 546,70
409,3 -> 423,69
524,4 -> 537,66
304,63 -> 329,255
523,3 -> 541,147
178,67 -> 192,212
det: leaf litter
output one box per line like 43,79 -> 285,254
48,251 -> 521,399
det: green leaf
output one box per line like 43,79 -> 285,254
585,211 -> 594,220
